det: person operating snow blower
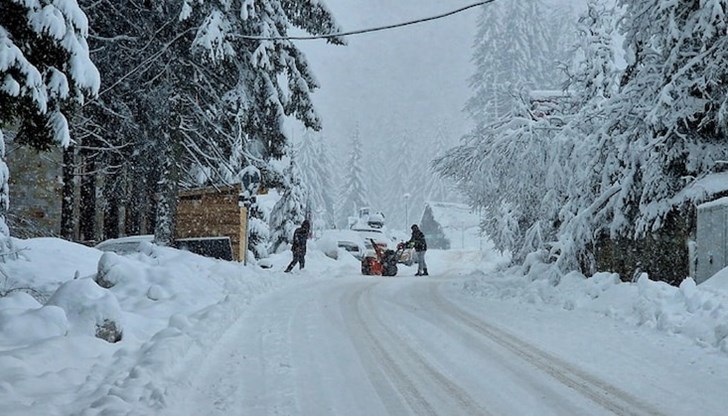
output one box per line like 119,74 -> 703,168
407,224 -> 428,276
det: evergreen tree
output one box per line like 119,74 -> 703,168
436,91 -> 566,259
443,0 -> 728,274
1,0 -> 99,252
269,158 -> 308,253
383,130 -> 417,229
365,134 -> 391,223
464,2 -> 510,129
420,205 -> 449,250
297,129 -> 336,228
547,6 -> 578,78
424,122 -> 457,202
577,0 -> 728,242
502,0 -> 557,89
564,0 -> 618,108
337,127 -> 369,228
76,0 -> 343,244
550,0 -> 620,270
406,130 -> 430,225
466,0 -> 561,131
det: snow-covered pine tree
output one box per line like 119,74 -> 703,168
501,0 -> 552,90
564,0 -> 617,109
436,91 -> 565,260
382,130 -> 417,229
578,0 -> 728,244
536,0 -> 728,279
269,158 -> 308,253
248,203 -> 271,259
0,0 -> 99,253
464,2 -> 510,129
400,130 -> 420,226
337,127 -> 370,228
626,0 -> 728,235
365,139 -> 389,223
547,6 -> 578,80
405,129 -> 431,226
442,0 -> 569,260
550,0 -> 620,270
297,129 -> 336,228
76,0 -> 343,245
424,122 -> 457,203
420,204 -> 449,250
466,0 -> 563,129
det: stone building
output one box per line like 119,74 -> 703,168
6,144 -> 63,238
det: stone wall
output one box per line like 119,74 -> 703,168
6,145 -> 63,238
594,210 -> 693,285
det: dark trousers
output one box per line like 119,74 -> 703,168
285,251 -> 306,271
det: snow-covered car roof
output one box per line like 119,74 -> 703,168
317,229 -> 366,259
352,227 -> 391,246
95,235 -> 154,255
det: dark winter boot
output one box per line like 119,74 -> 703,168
415,272 -> 421,276
284,266 -> 292,273
423,269 -> 428,276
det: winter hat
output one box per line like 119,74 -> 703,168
302,220 -> 310,229
411,224 -> 418,230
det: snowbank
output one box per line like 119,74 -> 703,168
0,292 -> 67,346
0,237 -> 351,416
462,256 -> 728,356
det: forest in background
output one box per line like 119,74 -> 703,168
4,0 -> 728,285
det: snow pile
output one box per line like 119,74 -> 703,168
0,237 -> 350,416
46,277 -> 124,343
0,293 -> 67,346
462,255 -> 728,355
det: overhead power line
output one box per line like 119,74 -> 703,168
236,1 -> 496,41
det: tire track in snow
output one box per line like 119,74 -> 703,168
379,282 -> 601,415
429,282 -> 667,416
342,281 -> 493,416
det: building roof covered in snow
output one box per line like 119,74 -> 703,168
673,171 -> 728,207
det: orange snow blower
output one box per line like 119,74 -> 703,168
361,239 -> 403,277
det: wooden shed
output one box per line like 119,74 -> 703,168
176,184 -> 245,261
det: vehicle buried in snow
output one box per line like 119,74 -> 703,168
95,235 -> 154,255
317,229 -> 367,260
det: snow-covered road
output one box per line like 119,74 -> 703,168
162,276 -> 728,416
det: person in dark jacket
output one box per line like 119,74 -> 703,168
407,224 -> 428,276
285,220 -> 310,272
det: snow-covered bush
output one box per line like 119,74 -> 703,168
95,252 -> 146,292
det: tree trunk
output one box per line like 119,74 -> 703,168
124,176 -> 142,236
60,146 -> 76,240
153,131 -> 180,246
79,156 -> 96,243
102,171 -> 121,239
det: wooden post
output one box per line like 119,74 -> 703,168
240,205 -> 248,264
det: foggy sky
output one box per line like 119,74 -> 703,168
296,0 -> 583,159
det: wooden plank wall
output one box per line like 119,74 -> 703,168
176,186 -> 242,261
